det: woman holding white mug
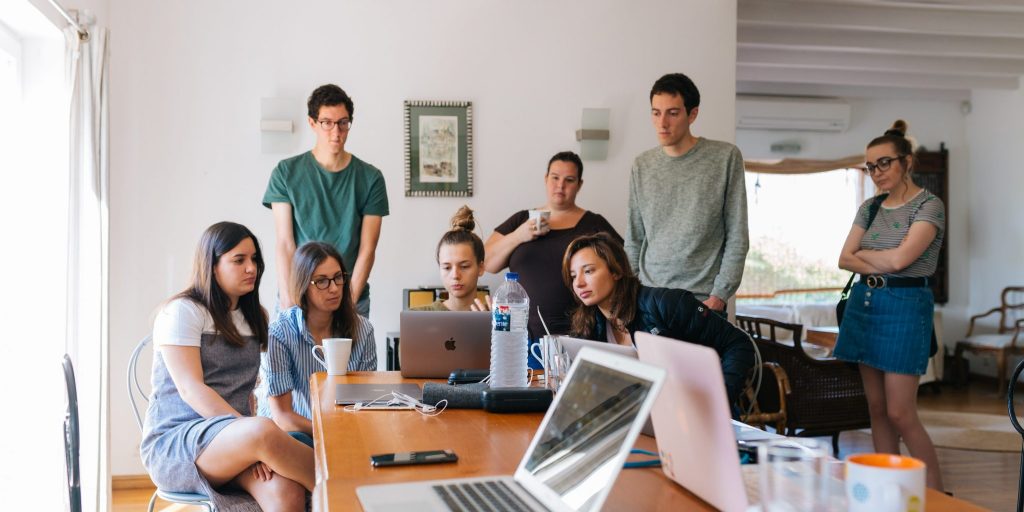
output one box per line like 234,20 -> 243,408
485,151 -> 622,345
259,241 -> 377,440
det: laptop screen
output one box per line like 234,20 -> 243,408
522,358 -> 655,510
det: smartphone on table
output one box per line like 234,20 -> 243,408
370,449 -> 458,467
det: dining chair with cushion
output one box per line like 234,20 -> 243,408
735,314 -> 871,455
954,286 -> 1024,395
128,336 -> 216,512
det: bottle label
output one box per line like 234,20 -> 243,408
493,305 -> 511,332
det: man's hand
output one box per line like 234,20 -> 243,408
703,295 -> 726,311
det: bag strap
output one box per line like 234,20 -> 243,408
840,194 -> 890,297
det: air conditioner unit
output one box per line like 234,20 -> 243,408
736,95 -> 850,132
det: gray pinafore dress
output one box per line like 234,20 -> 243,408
140,331 -> 261,511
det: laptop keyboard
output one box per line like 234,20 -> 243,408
432,480 -> 543,512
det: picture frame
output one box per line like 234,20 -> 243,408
404,100 -> 473,197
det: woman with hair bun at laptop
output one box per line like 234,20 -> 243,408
142,222 -> 312,511
258,241 -> 377,444
412,205 -> 491,312
562,232 -> 754,411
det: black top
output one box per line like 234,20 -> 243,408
589,285 -> 755,410
495,210 -> 622,338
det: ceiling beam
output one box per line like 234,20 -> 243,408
738,47 -> 1024,76
738,64 -> 1022,90
739,24 -> 1024,59
798,0 -> 1024,13
739,0 -> 1024,38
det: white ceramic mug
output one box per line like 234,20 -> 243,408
529,335 -> 560,371
311,338 -> 353,376
845,453 -> 926,512
528,209 -> 550,232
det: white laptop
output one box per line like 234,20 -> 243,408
634,331 -> 750,512
356,348 -> 667,512
399,310 -> 491,378
558,335 -> 637,361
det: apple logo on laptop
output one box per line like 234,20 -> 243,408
444,337 -> 457,351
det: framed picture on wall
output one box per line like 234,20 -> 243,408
404,100 -> 473,197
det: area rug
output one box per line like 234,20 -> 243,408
860,410 -> 1022,452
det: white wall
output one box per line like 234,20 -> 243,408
107,0 -> 739,475
736,98 -> 971,347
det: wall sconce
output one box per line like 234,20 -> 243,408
261,97 -> 304,154
576,108 -> 610,161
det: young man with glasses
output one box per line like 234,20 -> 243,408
263,84 -> 389,317
625,73 -> 749,314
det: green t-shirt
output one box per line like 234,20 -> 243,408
263,152 -> 390,301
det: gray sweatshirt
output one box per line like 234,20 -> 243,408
625,138 -> 749,301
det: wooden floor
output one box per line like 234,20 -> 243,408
113,378 -> 1023,511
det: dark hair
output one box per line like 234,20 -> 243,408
561,233 -> 640,338
546,151 -> 584,180
867,119 -> 913,156
290,242 -> 361,340
307,84 -> 354,120
650,73 -> 701,114
175,222 -> 268,349
436,205 -> 485,264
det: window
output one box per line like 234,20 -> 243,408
737,168 -> 873,304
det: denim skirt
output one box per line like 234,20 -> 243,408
834,282 -> 933,375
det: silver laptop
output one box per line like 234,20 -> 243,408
335,383 -> 423,406
357,348 -> 667,512
634,331 -> 751,512
400,311 -> 491,378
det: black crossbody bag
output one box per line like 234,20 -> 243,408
836,193 -> 938,357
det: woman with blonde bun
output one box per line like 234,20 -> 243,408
835,120 -> 945,490
414,205 -> 490,312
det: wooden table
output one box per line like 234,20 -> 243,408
805,325 -> 840,351
310,371 -> 983,511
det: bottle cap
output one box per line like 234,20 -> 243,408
505,272 -> 519,281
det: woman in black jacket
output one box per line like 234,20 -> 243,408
561,232 -> 754,409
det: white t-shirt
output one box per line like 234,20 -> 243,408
153,298 -> 253,348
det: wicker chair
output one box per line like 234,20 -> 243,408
736,314 -> 870,455
954,286 -> 1024,395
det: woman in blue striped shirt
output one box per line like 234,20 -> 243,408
260,241 -> 377,441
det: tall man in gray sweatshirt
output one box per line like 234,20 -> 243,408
625,73 -> 749,312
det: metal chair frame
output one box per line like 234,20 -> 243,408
128,336 -> 216,512
63,355 -> 82,512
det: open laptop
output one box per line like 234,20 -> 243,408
558,335 -> 637,361
335,383 -> 423,406
400,310 -> 492,378
634,331 -> 750,512
357,348 -> 667,512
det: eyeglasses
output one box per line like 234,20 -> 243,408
863,155 -> 905,175
311,272 -> 346,290
317,118 -> 352,131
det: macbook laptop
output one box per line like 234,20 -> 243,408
357,347 -> 667,512
400,311 -> 491,378
634,331 -> 749,512
335,383 -> 423,406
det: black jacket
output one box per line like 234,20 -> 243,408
590,286 -> 754,408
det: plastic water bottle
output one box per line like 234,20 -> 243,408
490,272 -> 529,388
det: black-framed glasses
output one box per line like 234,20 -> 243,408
317,118 -> 352,131
863,155 -> 905,175
311,272 -> 346,290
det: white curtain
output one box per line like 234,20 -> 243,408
65,20 -> 109,512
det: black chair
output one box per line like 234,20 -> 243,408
63,354 -> 81,512
1008,359 -> 1024,512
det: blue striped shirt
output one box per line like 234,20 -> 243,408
257,306 -> 377,419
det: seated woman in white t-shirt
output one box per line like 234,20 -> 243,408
140,222 -> 313,511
